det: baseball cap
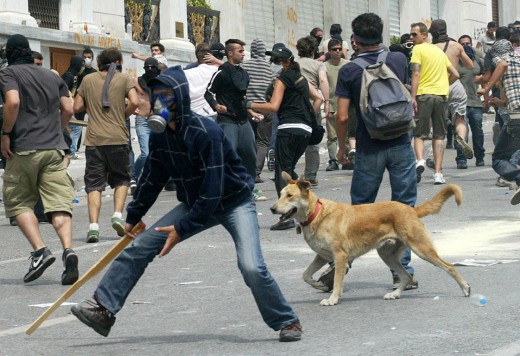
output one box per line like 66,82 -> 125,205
210,42 -> 225,60
266,43 -> 286,56
270,46 -> 293,61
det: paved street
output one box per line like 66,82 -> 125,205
1,115 -> 520,355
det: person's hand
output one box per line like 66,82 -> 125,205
412,98 -> 418,115
337,147 -> 348,165
124,223 -> 139,239
203,53 -> 223,66
215,104 -> 227,114
476,87 -> 487,97
156,225 -> 181,257
1,135 -> 13,159
489,97 -> 503,107
131,52 -> 138,59
323,101 -> 330,118
247,108 -> 263,122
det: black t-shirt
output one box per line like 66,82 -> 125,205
277,69 -> 312,136
0,64 -> 69,151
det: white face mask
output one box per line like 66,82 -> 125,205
84,57 -> 92,67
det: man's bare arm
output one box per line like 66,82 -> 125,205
2,90 -> 19,133
73,93 -> 85,113
410,63 -> 421,114
59,96 -> 74,129
478,60 -> 508,94
125,88 -> 139,117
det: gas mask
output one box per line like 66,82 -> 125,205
148,93 -> 176,133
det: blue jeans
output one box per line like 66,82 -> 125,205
133,117 -> 151,181
69,124 -> 83,155
492,124 -> 520,185
350,144 -> 417,275
268,112 -> 279,151
126,120 -> 135,180
218,119 -> 257,180
94,199 -> 298,330
456,106 -> 485,162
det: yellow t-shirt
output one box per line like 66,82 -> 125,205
410,43 -> 451,96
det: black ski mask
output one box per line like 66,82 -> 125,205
6,34 -> 34,66
139,57 -> 160,91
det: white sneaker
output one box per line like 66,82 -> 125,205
433,173 -> 446,185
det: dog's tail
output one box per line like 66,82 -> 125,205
415,184 -> 462,218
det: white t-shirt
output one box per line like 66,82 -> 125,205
184,64 -> 218,116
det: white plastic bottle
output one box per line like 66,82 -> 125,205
470,294 -> 487,306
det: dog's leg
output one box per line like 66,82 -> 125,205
303,254 -> 330,291
407,229 -> 470,296
320,251 -> 348,306
378,241 -> 412,300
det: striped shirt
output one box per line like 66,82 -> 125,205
494,54 -> 520,112
242,57 -> 274,103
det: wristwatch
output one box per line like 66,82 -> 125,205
1,130 -> 11,136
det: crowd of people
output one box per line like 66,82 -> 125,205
1,13 -> 520,343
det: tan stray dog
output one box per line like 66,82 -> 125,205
270,172 -> 471,306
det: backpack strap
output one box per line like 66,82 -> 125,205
353,50 -> 388,69
376,51 -> 389,64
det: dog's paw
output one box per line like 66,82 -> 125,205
384,291 -> 401,300
319,297 -> 339,306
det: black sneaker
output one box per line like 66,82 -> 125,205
456,160 -> 468,169
326,160 -> 339,171
317,262 -> 350,292
129,180 -> 137,195
71,299 -> 116,337
24,247 -> 56,283
392,275 -> 419,290
267,149 -> 275,171
279,320 -> 302,342
476,158 -> 485,167
270,219 -> 295,231
164,178 -> 176,191
61,248 -> 79,285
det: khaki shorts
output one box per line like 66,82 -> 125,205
2,150 -> 74,218
413,94 -> 449,140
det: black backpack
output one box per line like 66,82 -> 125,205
352,51 -> 414,140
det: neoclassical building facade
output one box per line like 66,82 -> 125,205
0,0 -> 517,75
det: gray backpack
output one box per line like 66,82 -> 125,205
353,51 -> 414,140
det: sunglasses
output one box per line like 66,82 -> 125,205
409,32 -> 419,37
330,48 -> 342,52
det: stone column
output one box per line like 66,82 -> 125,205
0,0 -> 37,26
159,0 -> 194,52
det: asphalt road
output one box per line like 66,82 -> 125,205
1,115 -> 520,356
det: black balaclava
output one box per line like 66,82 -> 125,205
429,19 -> 454,44
6,34 -> 34,66
67,56 -> 85,75
139,57 -> 160,91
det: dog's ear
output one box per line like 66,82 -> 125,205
281,171 -> 296,184
298,175 -> 312,193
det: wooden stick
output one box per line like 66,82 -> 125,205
25,221 -> 146,335
68,119 -> 88,127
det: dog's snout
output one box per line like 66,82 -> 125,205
270,206 -> 277,214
